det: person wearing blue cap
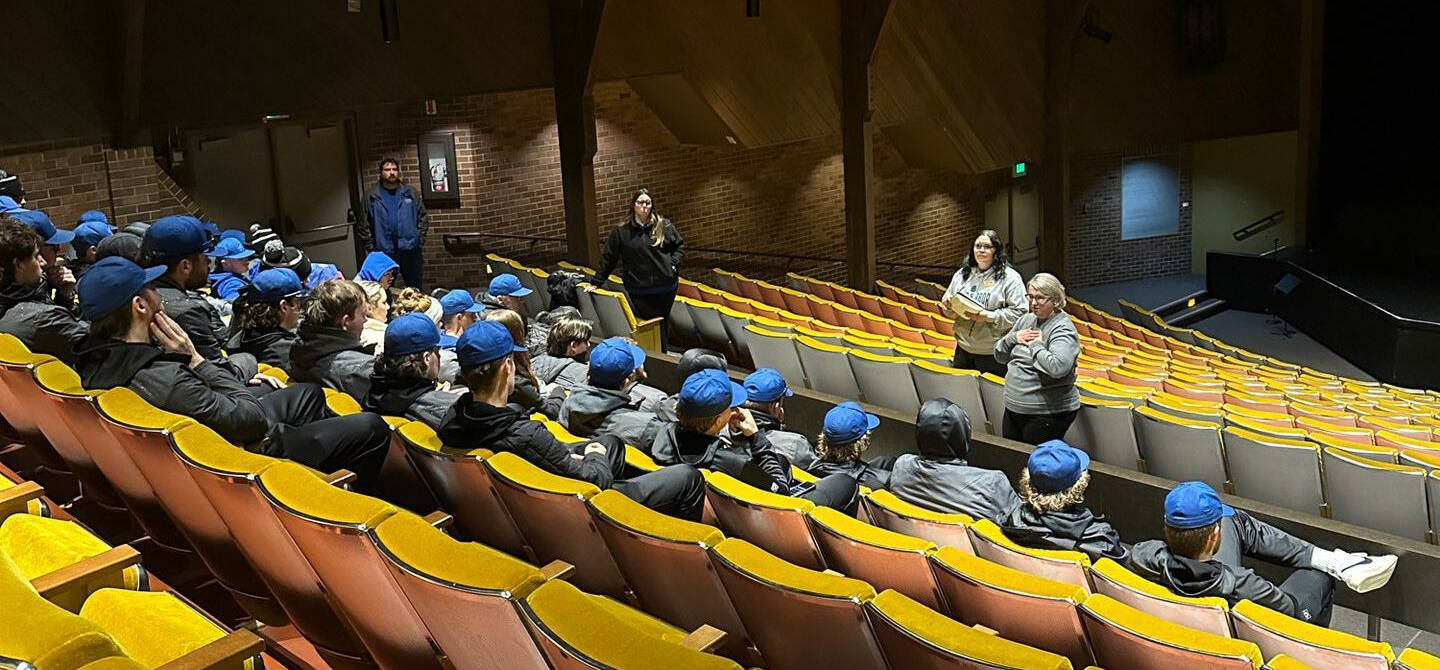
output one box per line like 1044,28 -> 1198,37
363,314 -> 463,428
811,401 -> 896,490
356,251 -> 400,289
224,269 -> 305,368
888,398 -> 1021,522
70,219 -> 114,281
481,273 -> 533,314
531,314 -> 592,392
72,256 -> 392,494
437,320 -> 705,519
139,215 -> 237,368
559,337 -> 666,449
1000,440 -> 1128,562
360,158 -> 428,289
288,279 -> 376,401
9,209 -> 77,302
651,368 -> 859,512
206,237 -> 256,302
739,368 -> 819,470
438,288 -> 485,341
0,195 -> 22,214
0,218 -> 89,363
481,308 -> 563,418
1127,481 -> 1397,626
652,347 -> 729,422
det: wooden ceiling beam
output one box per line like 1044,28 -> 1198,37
549,0 -> 606,267
841,0 -> 893,291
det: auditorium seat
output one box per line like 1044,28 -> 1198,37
923,328 -> 953,347
968,519 -> 1092,591
1230,599 -> 1393,669
1397,647 -> 1440,669
929,546 -> 1093,668
1066,397 -> 1145,471
1077,380 -> 1150,404
978,373 -> 1007,434
482,452 -> 628,598
1398,448 -> 1440,471
1163,379 -> 1226,404
779,286 -> 813,316
1376,430 -> 1440,455
863,588 -> 1075,670
257,461 -> 443,670
888,321 -> 928,345
1264,654 -> 1318,670
861,489 -> 973,552
708,537 -> 886,670
795,336 -> 861,399
832,303 -> 867,331
0,469 -> 45,519
807,506 -> 943,609
715,305 -> 758,365
395,421 -> 531,560
686,298 -> 734,355
1222,427 -> 1326,516
18,360 -> 129,516
586,489 -> 756,665
703,470 -> 825,570
1080,594 -> 1262,670
1321,448 -> 1430,541
795,324 -> 846,347
1146,393 -> 1225,423
1307,432 -> 1399,463
323,387 -> 364,416
591,288 -> 661,353
1226,391 -> 1290,415
1134,406 -> 1230,492
1360,417 -> 1431,441
848,350 -> 921,415
1089,558 -> 1231,637
909,360 -> 988,431
668,296 -> 700,348
1225,405 -> 1297,428
0,335 -> 71,477
1289,403 -> 1359,428
843,331 -> 895,357
0,514 -> 142,613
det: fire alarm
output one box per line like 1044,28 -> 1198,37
424,100 -> 437,116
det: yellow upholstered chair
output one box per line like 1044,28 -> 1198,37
806,506 -> 942,610
0,514 -> 142,614
1231,599 -> 1393,669
1089,558 -> 1231,637
863,588 -> 1074,670
861,489 -> 974,553
1079,594 -> 1262,669
702,470 -> 825,570
395,421 -> 530,560
968,519 -> 1092,591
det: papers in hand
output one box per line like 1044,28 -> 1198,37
947,292 -> 984,318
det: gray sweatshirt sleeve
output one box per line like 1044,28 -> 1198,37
1027,320 -> 1079,380
983,270 -> 1029,331
993,318 -> 1024,364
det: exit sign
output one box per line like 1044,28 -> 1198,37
1013,161 -> 1028,178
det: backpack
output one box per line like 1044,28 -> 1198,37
547,270 -> 586,309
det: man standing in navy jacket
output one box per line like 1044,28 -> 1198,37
359,158 -> 428,290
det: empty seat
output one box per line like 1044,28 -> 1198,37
929,546 -> 1092,668
849,350 -> 921,415
864,588 -> 1074,670
483,452 -> 628,598
1147,394 -> 1224,423
669,297 -> 701,348
861,489 -> 974,553
1134,406 -> 1230,492
1320,448 -> 1429,541
1376,430 -> 1440,455
745,326 -> 809,389
1397,648 -> 1440,670
1307,432 -> 1398,463
1223,427 -> 1325,517
0,513 -> 142,613
968,519 -> 1091,591
703,470 -> 825,569
395,421 -> 531,560
1297,417 -> 1375,444
1230,599 -> 1393,669
0,470 -> 45,519
1089,558 -> 1231,637
687,299 -> 734,355
795,336 -> 860,399
1080,594 -> 1262,670
1066,398 -> 1145,471
709,537 -> 886,670
909,361 -> 987,430
978,373 -> 1007,435
591,289 -> 661,353
807,506 -> 942,609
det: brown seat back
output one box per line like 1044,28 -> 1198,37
702,471 -> 825,569
396,422 -> 531,560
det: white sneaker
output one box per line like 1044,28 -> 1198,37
1326,551 -> 1397,593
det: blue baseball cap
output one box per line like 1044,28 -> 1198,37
1163,481 -> 1235,530
386,313 -> 442,356
1027,440 -> 1090,494
11,209 -> 74,246
743,368 -> 793,403
72,221 -> 114,251
823,401 -> 880,445
439,289 -> 485,316
142,215 -> 213,262
456,320 -> 527,367
588,337 -> 646,389
488,273 -> 533,297
438,333 -> 458,349
0,195 -> 22,214
77,256 -> 168,320
247,268 -> 304,303
77,210 -> 109,225
677,368 -> 747,419
219,229 -> 247,244
205,237 -> 256,260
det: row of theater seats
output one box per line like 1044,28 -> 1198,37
486,253 -> 666,351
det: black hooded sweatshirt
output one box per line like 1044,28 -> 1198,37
650,422 -> 793,493
226,327 -> 300,369
288,325 -> 375,400
1002,499 -> 1129,563
437,394 -> 614,487
886,399 -> 1020,522
0,280 -> 87,363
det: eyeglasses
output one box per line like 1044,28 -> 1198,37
1026,294 -> 1053,303
973,243 -> 995,250
635,200 -> 653,206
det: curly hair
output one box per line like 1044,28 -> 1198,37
1018,469 -> 1090,514
815,433 -> 871,464
374,349 -> 431,380
0,217 -> 40,287
228,298 -> 286,336
391,287 -> 432,319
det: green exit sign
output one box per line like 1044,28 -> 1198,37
1013,161 -> 1028,178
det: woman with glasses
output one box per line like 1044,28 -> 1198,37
994,272 -> 1080,444
938,229 -> 1027,375
589,187 -> 686,349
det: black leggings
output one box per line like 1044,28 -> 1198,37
626,289 -> 677,352
953,346 -> 1007,377
582,434 -> 706,521
797,474 -> 861,516
1002,409 -> 1079,446
257,384 -> 392,493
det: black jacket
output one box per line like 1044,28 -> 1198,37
74,337 -> 269,445
1002,505 -> 1129,563
154,277 -> 228,362
592,217 -> 685,293
437,395 -> 615,488
226,327 -> 300,369
0,280 -> 87,363
510,372 -> 564,419
364,372 -> 461,428
559,383 -> 663,449
650,422 -> 793,493
748,409 -> 821,470
810,459 -> 892,490
288,325 -> 375,401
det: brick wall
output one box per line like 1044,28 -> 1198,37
1065,144 -> 1193,288
354,81 -> 982,291
0,143 -> 203,229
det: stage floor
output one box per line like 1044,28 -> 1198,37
1291,251 -> 1440,322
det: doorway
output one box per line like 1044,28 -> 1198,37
181,117 -> 362,277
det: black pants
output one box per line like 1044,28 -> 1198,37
626,289 -> 677,352
798,474 -> 861,515
392,247 -> 424,290
1002,409 -> 1079,445
580,434 -> 706,521
257,384 -> 391,494
953,346 -> 1006,377
1216,512 -> 1334,626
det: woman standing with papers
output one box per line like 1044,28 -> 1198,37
939,229 -> 1028,375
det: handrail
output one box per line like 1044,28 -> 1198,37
1232,210 -> 1285,241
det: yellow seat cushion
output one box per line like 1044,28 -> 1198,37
1091,558 -> 1229,611
1083,594 -> 1262,666
80,588 -> 242,670
0,550 -> 123,670
703,470 -> 814,513
865,489 -> 974,526
1398,647 -> 1440,670
75,657 -> 151,670
625,445 -> 662,472
711,537 -> 875,601
588,489 -> 723,546
169,422 -> 280,476
970,519 -> 1092,567
323,388 -> 363,415
397,419 -> 491,458
33,359 -> 86,394
1264,654 -> 1316,670
372,511 -> 545,597
931,546 -> 1087,602
95,388 -> 189,431
790,464 -> 818,483
1233,600 -> 1394,661
807,506 -> 934,553
486,452 -> 599,498
0,514 -> 142,612
258,462 -> 396,528
869,589 -> 1071,670
522,579 -> 741,670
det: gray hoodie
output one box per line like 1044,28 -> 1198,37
559,384 -> 663,449
532,353 -> 588,390
287,325 -> 376,402
994,310 -> 1081,415
629,382 -> 668,414
941,265 -> 1028,355
887,399 -> 1020,522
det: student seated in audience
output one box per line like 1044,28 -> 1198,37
652,368 -> 859,512
1127,481 -> 1398,626
531,314 -> 591,390
10,209 -> 76,302
363,313 -> 463,427
481,273 -> 532,313
288,279 -> 376,401
652,347 -> 727,422
205,237 -> 255,302
355,280 -> 389,353
70,215 -> 113,280
810,401 -> 897,489
356,250 -> 399,288
72,256 -> 390,491
740,368 -> 819,470
392,286 -> 441,322
560,338 -> 664,449
483,308 -> 561,417
438,288 -> 484,341
95,231 -> 143,263
224,269 -> 305,368
0,218 -> 88,363
887,398 -> 1019,522
1001,440 -> 1128,561
525,305 -> 582,355
437,320 -> 704,519
139,216 -> 234,365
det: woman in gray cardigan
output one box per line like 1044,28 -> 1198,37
938,229 -> 1028,376
994,272 -> 1080,444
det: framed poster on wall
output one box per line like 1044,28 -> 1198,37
417,130 -> 460,206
